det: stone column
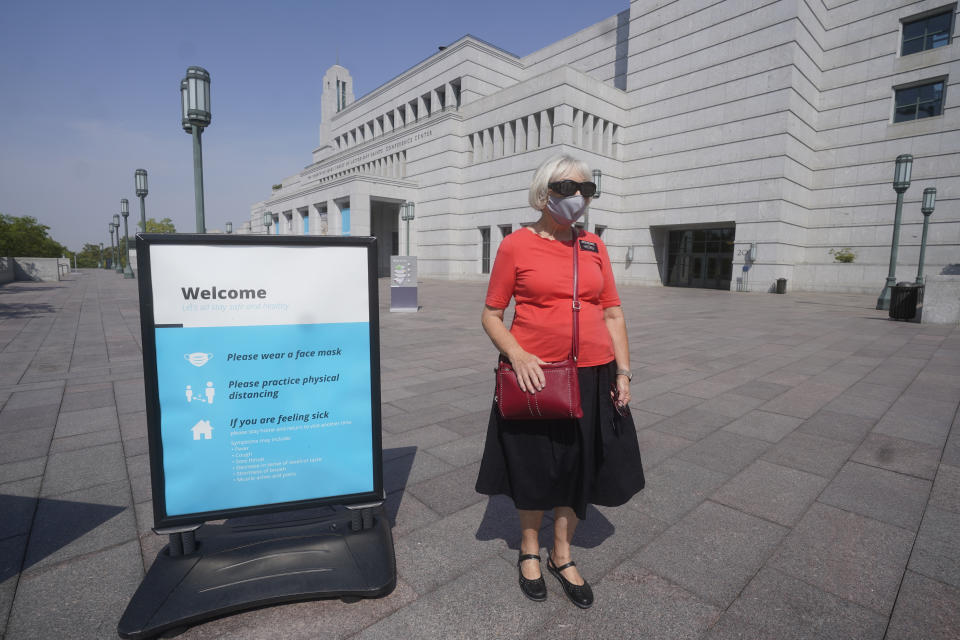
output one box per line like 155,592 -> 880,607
493,124 -> 503,158
553,105 -> 573,145
593,117 -> 603,153
417,95 -> 427,120
444,80 -> 455,109
573,109 -> 583,147
516,118 -> 527,153
374,117 -> 382,137
527,114 -> 539,150
504,121 -> 515,154
539,110 -> 552,147
482,128 -> 493,162
583,114 -> 594,152
430,87 -> 440,114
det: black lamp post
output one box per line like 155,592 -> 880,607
876,154 -> 913,310
916,187 -> 937,284
109,222 -> 118,271
112,214 -> 122,273
181,66 -> 211,233
108,223 -> 115,270
121,199 -> 135,278
263,211 -> 273,234
225,221 -> 233,234
135,169 -> 148,232
592,169 -> 602,198
401,202 -> 415,255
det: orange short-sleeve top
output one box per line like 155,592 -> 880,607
484,228 -> 621,367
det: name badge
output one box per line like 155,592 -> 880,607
579,240 -> 599,253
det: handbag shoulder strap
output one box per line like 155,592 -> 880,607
571,228 -> 580,362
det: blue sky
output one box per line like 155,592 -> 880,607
0,0 -> 628,251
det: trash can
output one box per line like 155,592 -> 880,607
775,278 -> 787,294
889,282 -> 922,320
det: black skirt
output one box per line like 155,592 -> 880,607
475,360 -> 645,520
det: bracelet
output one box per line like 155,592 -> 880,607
616,369 -> 632,381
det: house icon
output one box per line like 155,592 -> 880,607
191,420 -> 213,440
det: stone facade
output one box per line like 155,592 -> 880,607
251,0 -> 959,293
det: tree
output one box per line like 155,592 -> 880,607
0,214 -> 68,258
74,243 -> 109,268
144,217 -> 176,233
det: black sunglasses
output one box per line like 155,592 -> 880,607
548,180 -> 597,198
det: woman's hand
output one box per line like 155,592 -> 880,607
509,349 -> 548,394
612,374 -> 631,407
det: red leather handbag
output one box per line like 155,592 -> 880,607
495,232 -> 583,420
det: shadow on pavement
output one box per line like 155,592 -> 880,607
474,496 -> 615,550
0,494 -> 125,581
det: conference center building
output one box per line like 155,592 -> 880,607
250,0 -> 959,293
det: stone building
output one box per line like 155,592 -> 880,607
250,0 -> 959,293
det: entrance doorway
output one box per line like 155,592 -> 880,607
370,200 -> 400,277
666,227 -> 735,290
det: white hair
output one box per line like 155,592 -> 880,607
528,155 -> 592,211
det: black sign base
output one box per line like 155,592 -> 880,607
117,505 -> 395,639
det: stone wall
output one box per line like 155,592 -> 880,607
0,257 -> 13,285
12,258 -> 63,282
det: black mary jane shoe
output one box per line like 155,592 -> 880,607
517,552 -> 547,602
547,555 -> 594,609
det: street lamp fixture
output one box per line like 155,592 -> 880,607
109,222 -> 119,271
135,169 -> 148,232
263,211 -> 273,234
98,242 -> 104,269
225,221 -> 233,234
876,154 -> 913,310
401,202 -> 415,255
916,187 -> 937,284
592,169 -> 602,199
181,66 -> 211,233
112,214 -> 122,273
108,223 -> 116,270
121,199 -> 135,278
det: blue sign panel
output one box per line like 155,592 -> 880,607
138,236 -> 382,528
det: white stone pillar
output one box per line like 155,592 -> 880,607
583,114 -> 594,151
394,107 -> 404,128
516,118 -> 527,153
527,114 -> 539,150
493,125 -> 503,158
444,81 -> 454,110
504,121 -> 515,154
482,128 -> 493,162
417,95 -> 427,120
539,111 -> 552,147
374,117 -> 382,137
593,117 -> 602,153
553,105 -> 573,145
430,87 -> 440,114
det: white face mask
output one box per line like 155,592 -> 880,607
545,194 -> 588,226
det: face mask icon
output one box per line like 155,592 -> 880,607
184,352 -> 213,367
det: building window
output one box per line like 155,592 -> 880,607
594,225 -> 606,238
902,11 -> 953,56
894,80 -> 946,122
499,224 -> 512,238
480,227 -> 491,274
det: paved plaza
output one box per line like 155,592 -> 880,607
1,269 -> 959,639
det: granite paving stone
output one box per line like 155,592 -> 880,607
635,391 -> 703,416
885,570 -> 960,640
929,463 -> 960,514
722,409 -> 803,443
634,427 -> 694,468
627,458 -> 728,524
356,557 -> 562,640
39,442 -> 128,497
719,567 -> 887,640
0,405 -> 60,433
694,392 -> 766,418
0,536 -> 28,639
762,431 -> 857,478
797,410 -> 877,444
4,540 -> 144,640
769,502 -> 915,614
818,462 -> 930,531
0,427 -> 55,465
712,460 -> 829,526
424,431 -> 485,467
907,506 -> 960,589
676,429 -> 771,476
24,479 -> 135,573
650,407 -> 732,441
406,461 -> 484,516
528,562 -> 721,640
48,427 -> 121,454
52,406 -> 118,438
0,456 -> 46,485
872,395 -> 958,447
636,501 -> 787,607
761,381 -> 846,419
850,432 -> 942,480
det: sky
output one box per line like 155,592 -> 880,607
0,0 -> 629,251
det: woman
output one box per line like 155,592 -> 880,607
476,154 -> 645,609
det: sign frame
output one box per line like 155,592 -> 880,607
137,233 -> 384,530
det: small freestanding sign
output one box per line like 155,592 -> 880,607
390,256 -> 417,312
118,234 -> 394,639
